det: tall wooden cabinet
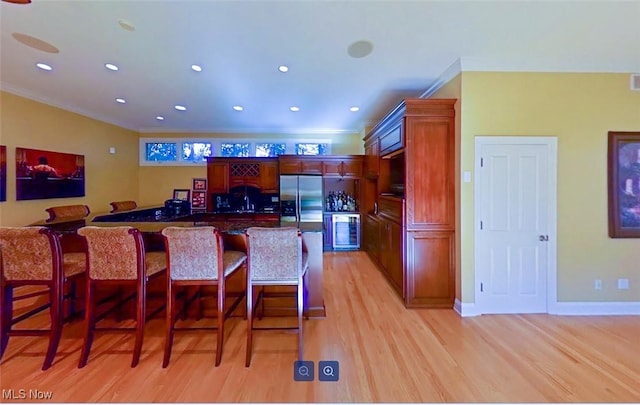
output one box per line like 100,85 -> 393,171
362,98 -> 456,308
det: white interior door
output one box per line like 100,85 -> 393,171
475,137 -> 557,314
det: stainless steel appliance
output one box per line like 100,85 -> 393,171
280,175 -> 323,223
332,213 -> 360,249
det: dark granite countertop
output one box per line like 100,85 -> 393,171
30,206 -> 322,235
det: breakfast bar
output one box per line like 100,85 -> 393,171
31,206 -> 326,318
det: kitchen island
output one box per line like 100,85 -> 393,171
30,206 -> 325,318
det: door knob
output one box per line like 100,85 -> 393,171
539,235 -> 549,242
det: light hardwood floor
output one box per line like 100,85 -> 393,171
1,251 -> 639,402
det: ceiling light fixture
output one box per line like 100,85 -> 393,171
116,98 -> 126,104
290,106 -> 300,112
174,105 -> 187,111
105,63 -> 119,71
36,63 -> 52,71
232,105 -> 244,111
191,64 -> 202,72
349,106 -> 360,112
278,65 -> 289,73
156,116 -> 164,121
118,19 -> 135,32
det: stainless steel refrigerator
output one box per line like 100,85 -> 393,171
280,175 -> 323,223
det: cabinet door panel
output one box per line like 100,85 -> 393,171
405,117 -> 455,230
405,231 -> 454,308
341,157 -> 363,177
301,160 -> 323,174
260,161 -> 279,193
323,214 -> 333,250
207,162 -> 229,195
388,221 -> 404,297
279,159 -> 301,174
322,160 -> 342,177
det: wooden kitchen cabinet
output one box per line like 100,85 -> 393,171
229,160 -> 261,189
362,98 -> 456,308
278,156 -> 323,175
207,162 -> 229,209
259,160 -> 279,193
322,156 -> 363,177
363,214 -> 380,264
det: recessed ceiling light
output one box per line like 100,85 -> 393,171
156,116 -> 164,121
278,65 -> 289,73
174,105 -> 187,111
347,40 -> 374,58
290,106 -> 300,112
118,19 -> 135,32
233,105 -> 244,111
36,62 -> 52,71
191,64 -> 202,72
105,63 -> 119,71
349,106 -> 360,112
116,98 -> 126,104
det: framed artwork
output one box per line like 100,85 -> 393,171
191,191 -> 206,209
608,131 -> 640,238
173,189 -> 190,201
16,147 -> 85,201
0,145 -> 6,202
192,178 -> 207,191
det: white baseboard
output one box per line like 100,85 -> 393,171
454,298 -> 481,317
549,301 -> 640,316
454,299 -> 640,316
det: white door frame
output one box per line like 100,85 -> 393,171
474,136 -> 558,314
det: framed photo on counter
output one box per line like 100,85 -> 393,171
173,189 -> 190,201
191,191 -> 206,209
192,178 -> 207,191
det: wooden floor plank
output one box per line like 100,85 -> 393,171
1,251 -> 639,402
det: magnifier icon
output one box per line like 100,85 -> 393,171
298,365 -> 310,377
322,365 -> 334,377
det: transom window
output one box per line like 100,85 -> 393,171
139,138 -> 332,165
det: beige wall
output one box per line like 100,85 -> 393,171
430,74 -> 463,301
137,132 -> 364,206
455,72 -> 640,303
0,91 -> 140,226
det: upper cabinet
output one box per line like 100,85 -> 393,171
207,161 -> 229,194
363,136 -> 380,179
322,156 -> 363,178
278,156 -> 323,175
259,160 -> 279,193
207,157 -> 279,195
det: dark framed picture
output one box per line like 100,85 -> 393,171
608,131 -> 640,238
191,191 -> 206,209
173,189 -> 190,201
192,178 -> 207,191
0,145 -> 6,202
16,147 -> 85,201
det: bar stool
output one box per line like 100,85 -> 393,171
109,201 -> 137,213
161,226 -> 246,367
244,227 -> 308,366
0,227 -> 86,370
76,226 -> 166,368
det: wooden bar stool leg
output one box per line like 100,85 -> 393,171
245,285 -> 254,367
78,283 -> 96,368
162,283 -> 174,368
43,283 -> 63,370
131,281 -> 146,367
0,285 -> 13,360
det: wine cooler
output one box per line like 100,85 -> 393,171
332,213 -> 360,250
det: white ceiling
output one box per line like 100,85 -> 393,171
1,0 -> 639,136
